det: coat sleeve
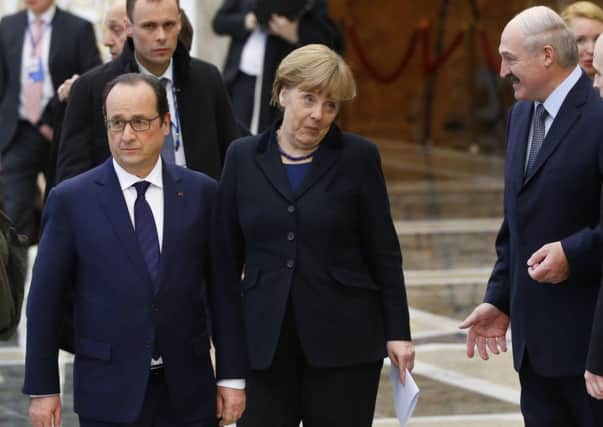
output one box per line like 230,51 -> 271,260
22,187 -> 76,395
297,0 -> 342,49
39,19 -> 101,129
358,141 -> 411,341
56,74 -> 95,183
209,142 -> 248,379
212,0 -> 250,41
210,64 -> 240,164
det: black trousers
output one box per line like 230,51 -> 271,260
79,369 -> 217,427
237,305 -> 383,427
1,120 -> 49,238
519,353 -> 603,427
227,71 -> 255,130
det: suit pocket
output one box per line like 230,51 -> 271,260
241,269 -> 260,292
75,336 -> 111,362
329,266 -> 380,291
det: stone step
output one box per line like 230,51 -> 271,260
376,139 -> 505,181
396,219 -> 500,270
388,180 -> 504,220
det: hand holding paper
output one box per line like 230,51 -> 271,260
390,365 -> 420,426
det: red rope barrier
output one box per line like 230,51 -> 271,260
346,24 -> 421,84
345,22 -> 499,84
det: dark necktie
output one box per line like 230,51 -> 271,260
525,103 -> 547,178
133,181 -> 160,288
159,78 -> 176,164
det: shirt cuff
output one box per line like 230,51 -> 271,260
216,379 -> 245,389
30,394 -> 60,398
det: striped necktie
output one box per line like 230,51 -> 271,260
525,103 -> 547,178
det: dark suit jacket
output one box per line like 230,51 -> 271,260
212,0 -> 342,132
56,38 -> 239,183
0,7 -> 100,152
485,72 -> 603,377
23,159 -> 247,423
213,123 -> 411,370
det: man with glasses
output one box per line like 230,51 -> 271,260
23,73 -> 247,427
56,0 -> 239,184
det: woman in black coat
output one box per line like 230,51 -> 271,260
212,0 -> 341,134
213,44 -> 414,427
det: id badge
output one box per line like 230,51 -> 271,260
27,57 -> 44,82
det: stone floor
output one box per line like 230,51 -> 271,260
0,142 -> 523,426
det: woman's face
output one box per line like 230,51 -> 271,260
278,87 -> 340,152
572,17 -> 603,77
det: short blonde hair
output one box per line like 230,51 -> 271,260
561,1 -> 603,26
271,44 -> 356,109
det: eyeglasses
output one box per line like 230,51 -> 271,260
105,116 -> 161,133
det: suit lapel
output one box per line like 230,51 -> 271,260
256,130 -> 294,202
292,128 -> 340,200
508,102 -> 532,193
156,163 -> 184,294
522,74 -> 587,188
48,8 -> 64,88
95,160 -> 154,293
8,13 -> 27,89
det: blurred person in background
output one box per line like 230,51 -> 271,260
0,0 -> 100,239
561,1 -> 603,79
213,0 -> 342,135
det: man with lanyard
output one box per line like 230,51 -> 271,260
56,0 -> 240,183
0,0 -> 100,239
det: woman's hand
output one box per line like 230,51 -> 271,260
387,340 -> 415,384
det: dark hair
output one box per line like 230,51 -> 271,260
102,73 -> 169,123
178,8 -> 193,52
126,0 -> 180,21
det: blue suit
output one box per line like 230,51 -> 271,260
22,159 -> 247,424
485,72 -> 603,425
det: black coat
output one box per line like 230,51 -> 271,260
0,7 -> 100,152
213,123 -> 411,369
213,0 -> 342,133
56,38 -> 239,182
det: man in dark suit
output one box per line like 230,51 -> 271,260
212,0 -> 341,134
0,0 -> 100,238
56,0 -> 239,183
460,6 -> 603,426
23,73 -> 246,427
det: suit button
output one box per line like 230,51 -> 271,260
152,304 -> 159,312
145,341 -> 152,349
288,205 -> 295,213
286,259 -> 295,268
287,232 -> 295,241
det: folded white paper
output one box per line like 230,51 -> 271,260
389,366 -> 420,426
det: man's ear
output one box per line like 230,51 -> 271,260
542,44 -> 555,67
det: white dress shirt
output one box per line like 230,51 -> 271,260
19,5 -> 55,120
135,58 -> 187,167
525,65 -> 582,170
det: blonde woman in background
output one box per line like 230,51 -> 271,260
562,1 -> 603,78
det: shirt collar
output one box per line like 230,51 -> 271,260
112,157 -> 164,191
537,65 -> 582,119
135,56 -> 174,83
27,4 -> 56,25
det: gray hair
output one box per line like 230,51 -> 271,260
512,6 -> 578,68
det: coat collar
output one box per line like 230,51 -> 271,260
255,120 -> 342,201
